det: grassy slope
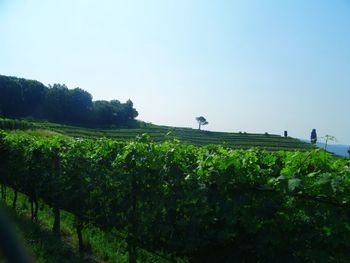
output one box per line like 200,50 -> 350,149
0,117 -> 314,150
28,120 -> 313,151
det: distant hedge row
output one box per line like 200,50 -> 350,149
0,118 -> 35,130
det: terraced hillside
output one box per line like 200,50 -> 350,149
0,118 -> 314,150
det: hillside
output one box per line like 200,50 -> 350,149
0,74 -> 316,151
0,118 -> 313,151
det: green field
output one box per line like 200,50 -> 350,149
0,130 -> 349,262
0,117 -> 314,151
0,118 -> 320,262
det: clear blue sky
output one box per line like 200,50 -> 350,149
1,0 -> 349,144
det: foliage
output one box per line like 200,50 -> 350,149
0,75 -> 46,118
1,190 -> 158,263
0,118 -> 35,130
0,131 -> 349,262
0,117 -> 315,151
195,116 -> 208,130
0,75 -> 138,127
311,128 -> 317,144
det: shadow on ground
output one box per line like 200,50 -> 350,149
0,203 -> 99,263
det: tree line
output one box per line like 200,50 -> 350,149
0,75 -> 138,127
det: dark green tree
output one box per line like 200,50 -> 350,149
42,84 -> 69,122
92,99 -> 138,126
0,75 -> 46,117
92,100 -> 115,125
66,88 -> 93,124
0,75 -> 139,127
124,99 -> 138,120
311,129 -> 317,144
196,116 -> 208,130
21,79 -> 46,116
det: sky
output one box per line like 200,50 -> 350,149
0,0 -> 349,144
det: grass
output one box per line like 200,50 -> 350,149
0,202 -> 93,263
0,117 -> 314,151
24,129 -> 66,138
0,188 -> 173,263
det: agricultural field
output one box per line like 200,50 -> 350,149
0,118 -> 313,151
0,129 -> 349,262
1,1 -> 349,262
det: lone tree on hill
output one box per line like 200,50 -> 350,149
311,129 -> 317,144
196,116 -> 208,130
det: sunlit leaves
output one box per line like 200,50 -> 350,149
0,130 -> 350,262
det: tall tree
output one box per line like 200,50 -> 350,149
196,116 -> 208,130
0,75 -> 46,117
124,99 -> 138,121
92,100 -> 115,125
66,88 -> 93,124
42,84 -> 69,122
310,129 -> 317,144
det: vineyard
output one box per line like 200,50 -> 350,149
0,118 -> 314,151
0,130 -> 349,262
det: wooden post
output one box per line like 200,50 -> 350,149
52,153 -> 61,236
75,216 -> 84,253
12,189 -> 17,209
128,171 -> 137,263
34,195 -> 38,221
1,185 -> 6,201
30,198 -> 34,221
52,206 -> 61,236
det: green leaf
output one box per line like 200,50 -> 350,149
288,178 -> 301,191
